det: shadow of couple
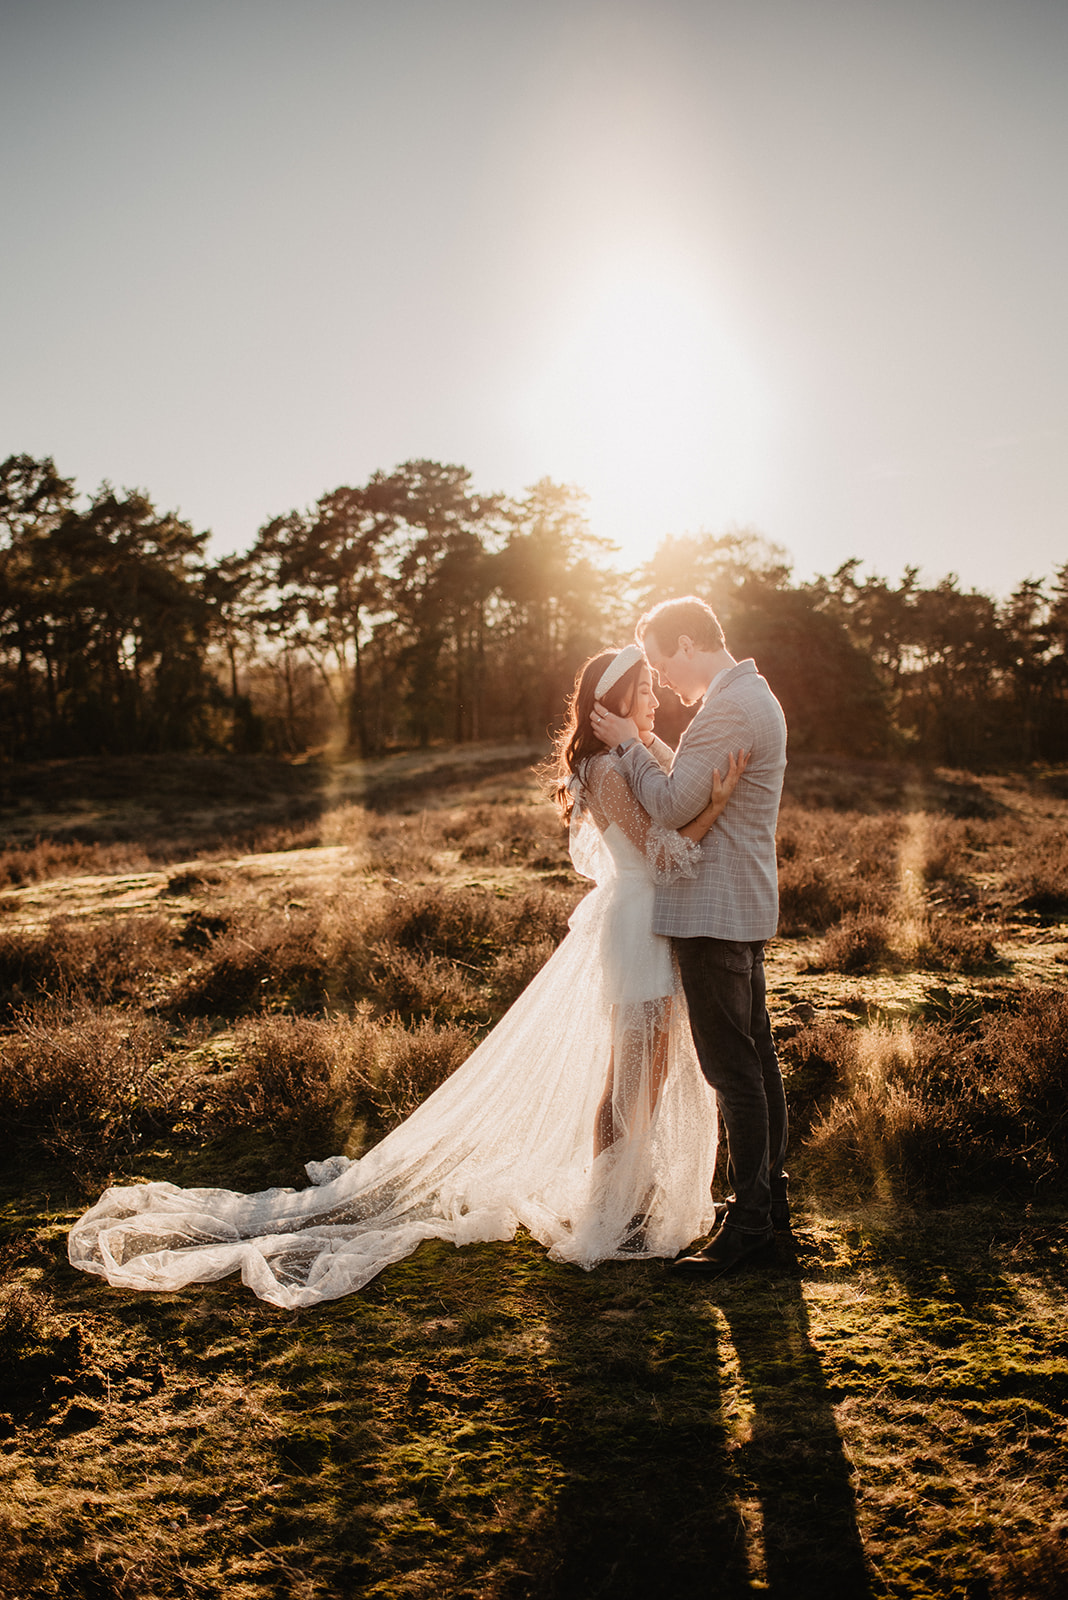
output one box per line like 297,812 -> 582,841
538,1231 -> 874,1599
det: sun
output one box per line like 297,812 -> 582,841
518,257 -> 775,548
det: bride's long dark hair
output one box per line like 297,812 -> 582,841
548,649 -> 644,822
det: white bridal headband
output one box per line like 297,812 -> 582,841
595,644 -> 644,699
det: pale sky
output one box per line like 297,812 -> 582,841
2,0 -> 1065,597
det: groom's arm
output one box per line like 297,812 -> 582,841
617,700 -> 750,828
646,733 -> 674,772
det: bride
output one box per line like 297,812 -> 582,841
68,646 -> 744,1309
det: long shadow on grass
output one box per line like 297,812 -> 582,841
528,1263 -> 748,1599
17,1204 -> 876,1600
531,1237 -> 872,1600
712,1241 -> 874,1599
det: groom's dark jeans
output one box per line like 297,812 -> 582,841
674,936 -> 788,1236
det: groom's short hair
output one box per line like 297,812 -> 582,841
637,596 -> 726,656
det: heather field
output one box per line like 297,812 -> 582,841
1,744 -> 1067,1600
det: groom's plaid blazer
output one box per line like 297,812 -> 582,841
618,659 -> 787,941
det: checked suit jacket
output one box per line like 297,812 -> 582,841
617,658 -> 787,941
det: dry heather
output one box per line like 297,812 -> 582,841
165,882 -> 575,1022
0,835 -> 155,889
805,908 -> 1001,975
778,794 -> 1068,977
0,1005 -> 176,1186
775,807 -> 904,933
0,914 -> 177,1011
779,779 -> 1068,935
0,753 -> 1067,1600
203,1011 -> 476,1144
0,756 -> 1066,1212
1006,827 -> 1068,914
784,991 -> 1068,1201
0,873 -> 579,1191
0,748 -> 568,888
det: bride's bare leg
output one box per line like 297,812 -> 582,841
646,998 -> 672,1119
594,999 -> 673,1158
594,1047 -> 618,1157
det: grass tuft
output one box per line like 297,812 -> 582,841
788,994 -> 1068,1202
0,915 -> 177,1016
0,1005 -> 177,1188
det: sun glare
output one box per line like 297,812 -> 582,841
519,261 -> 775,547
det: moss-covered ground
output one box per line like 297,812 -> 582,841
1,749 -> 1067,1598
3,1163 -> 1066,1599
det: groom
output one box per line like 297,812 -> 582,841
592,595 -> 789,1278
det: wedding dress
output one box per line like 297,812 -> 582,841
68,755 -> 720,1309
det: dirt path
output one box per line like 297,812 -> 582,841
0,846 -> 363,930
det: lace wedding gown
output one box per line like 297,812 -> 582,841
68,756 -> 719,1309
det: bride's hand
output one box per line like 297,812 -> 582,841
677,750 -> 750,842
706,748 -> 750,820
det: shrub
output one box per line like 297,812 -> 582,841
363,887 -> 571,1022
167,866 -> 229,897
804,907 -> 1000,976
776,807 -> 899,934
805,912 -> 895,974
775,804 -> 1026,935
381,885 -> 574,968
0,915 -> 178,1015
791,999 -> 1068,1201
914,914 -> 1001,972
365,826 -> 449,879
381,887 -> 507,966
207,1010 -> 474,1146
1007,832 -> 1068,915
367,944 -> 486,1023
370,1017 -> 474,1126
798,1019 -> 977,1201
805,1076 -> 965,1202
318,802 -> 375,851
210,1013 -> 352,1146
167,885 -> 575,1025
446,802 -> 564,866
778,858 -> 874,935
170,908 -> 331,1016
779,1017 -> 856,1136
969,991 -> 1068,1189
918,814 -> 974,883
0,836 -> 151,889
489,940 -> 557,1007
0,1006 -> 178,1187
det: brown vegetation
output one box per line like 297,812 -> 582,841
0,751 -> 1066,1598
787,991 -> 1068,1202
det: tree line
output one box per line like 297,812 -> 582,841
2,451 -> 1066,768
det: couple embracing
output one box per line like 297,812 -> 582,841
586,595 -> 789,1277
69,595 -> 789,1308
